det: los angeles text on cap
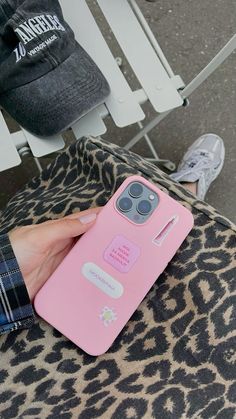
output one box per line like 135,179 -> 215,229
14,14 -> 66,45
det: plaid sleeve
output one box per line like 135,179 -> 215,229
0,233 -> 35,335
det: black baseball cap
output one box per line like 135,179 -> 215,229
0,0 -> 110,136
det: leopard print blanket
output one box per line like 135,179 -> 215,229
0,137 -> 235,419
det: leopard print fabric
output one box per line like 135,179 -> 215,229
0,137 -> 235,419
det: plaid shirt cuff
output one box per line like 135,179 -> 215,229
0,233 -> 35,335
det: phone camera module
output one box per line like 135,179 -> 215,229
129,182 -> 143,198
118,197 -> 133,212
137,200 -> 152,215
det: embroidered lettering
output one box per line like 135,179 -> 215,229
27,35 -> 58,57
27,18 -> 44,35
13,42 -> 26,62
35,15 -> 53,32
14,28 -> 31,44
14,14 -> 65,45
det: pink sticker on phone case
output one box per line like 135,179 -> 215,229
104,235 -> 140,273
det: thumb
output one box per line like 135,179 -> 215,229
37,209 -> 99,244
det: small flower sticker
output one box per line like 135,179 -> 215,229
99,307 -> 117,326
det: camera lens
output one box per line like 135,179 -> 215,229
118,197 -> 133,212
129,182 -> 143,198
137,200 -> 152,215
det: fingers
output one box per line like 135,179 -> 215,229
36,207 -> 100,243
65,207 -> 102,220
39,207 -> 102,225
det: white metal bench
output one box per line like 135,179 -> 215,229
0,0 -> 235,172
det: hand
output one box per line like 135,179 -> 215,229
9,208 -> 100,301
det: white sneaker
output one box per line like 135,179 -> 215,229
170,133 -> 225,200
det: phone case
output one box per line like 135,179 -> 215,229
34,175 -> 194,355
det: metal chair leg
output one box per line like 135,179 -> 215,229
18,146 -> 43,172
125,34 -> 236,167
135,121 -> 176,171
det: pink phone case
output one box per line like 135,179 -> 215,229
34,175 -> 194,355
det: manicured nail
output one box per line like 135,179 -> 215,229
79,213 -> 97,224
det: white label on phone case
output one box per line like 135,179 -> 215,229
82,262 -> 124,299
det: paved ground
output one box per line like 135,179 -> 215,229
0,0 -> 235,222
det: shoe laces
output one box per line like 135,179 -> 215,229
181,149 -> 214,175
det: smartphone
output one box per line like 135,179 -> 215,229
34,175 -> 194,355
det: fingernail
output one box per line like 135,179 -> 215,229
79,213 -> 97,224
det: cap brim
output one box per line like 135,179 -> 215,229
0,44 -> 110,137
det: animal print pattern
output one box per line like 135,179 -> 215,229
0,136 -> 235,418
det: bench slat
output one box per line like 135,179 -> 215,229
22,129 -> 65,158
60,0 -> 145,127
72,106 -> 107,139
98,0 -> 183,112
